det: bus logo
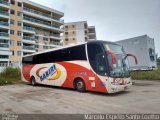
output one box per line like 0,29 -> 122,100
36,64 -> 62,81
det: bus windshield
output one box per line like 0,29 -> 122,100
103,42 -> 130,78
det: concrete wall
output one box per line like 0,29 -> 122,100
116,35 -> 157,70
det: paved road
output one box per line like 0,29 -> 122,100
0,80 -> 160,114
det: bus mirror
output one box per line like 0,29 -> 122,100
125,53 -> 138,64
106,50 -> 117,65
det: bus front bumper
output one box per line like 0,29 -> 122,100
108,82 -> 132,93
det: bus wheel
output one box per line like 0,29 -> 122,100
75,79 -> 86,92
31,76 -> 36,86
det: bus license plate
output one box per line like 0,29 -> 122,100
124,86 -> 128,91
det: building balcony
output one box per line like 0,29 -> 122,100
88,34 -> 96,40
23,45 -> 36,53
23,45 -> 35,50
0,32 -> 9,39
0,10 -> 9,19
0,62 -> 10,67
0,0 -> 10,8
88,38 -> 96,41
50,42 -> 62,46
23,36 -> 36,44
0,50 -> 11,55
23,36 -> 35,41
23,16 -> 64,33
0,43 -> 9,50
0,57 -> 9,62
89,31 -> 96,34
23,26 -> 36,34
88,33 -> 96,37
0,21 -> 9,29
50,34 -> 62,40
23,7 -> 64,25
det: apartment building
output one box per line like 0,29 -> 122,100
63,21 -> 96,45
0,0 -> 64,67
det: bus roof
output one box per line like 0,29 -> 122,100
22,40 -> 118,58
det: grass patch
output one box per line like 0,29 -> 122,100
131,68 -> 160,80
0,67 -> 21,86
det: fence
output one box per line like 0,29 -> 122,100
0,62 -> 21,72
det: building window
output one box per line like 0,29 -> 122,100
85,37 -> 88,41
10,10 -> 15,15
50,46 -> 55,49
10,19 -> 15,25
65,38 -> 68,41
17,31 -> 21,36
17,21 -> 21,26
17,51 -> 21,56
35,45 -> 39,48
65,32 -> 68,35
44,32 -> 49,36
84,30 -> 87,35
18,2 -> 22,7
10,40 -> 14,46
43,37 -> 48,41
65,26 -> 68,29
84,23 -> 88,29
17,41 -> 21,46
73,38 -> 75,40
0,55 -> 9,59
43,46 -> 48,49
12,51 -> 14,56
149,48 -> 155,61
17,11 -> 22,16
73,31 -> 75,34
35,36 -> 39,40
11,0 -> 15,5
10,30 -> 14,35
72,25 -> 75,28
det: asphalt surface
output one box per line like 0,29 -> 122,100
0,80 -> 160,114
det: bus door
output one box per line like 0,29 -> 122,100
87,43 -> 110,90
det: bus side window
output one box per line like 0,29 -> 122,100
39,53 -> 49,64
33,55 -> 39,64
61,49 -> 68,61
68,45 -> 87,61
48,50 -> 63,63
22,56 -> 33,64
96,53 -> 107,75
87,43 -> 107,76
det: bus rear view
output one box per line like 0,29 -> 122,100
22,41 -> 137,94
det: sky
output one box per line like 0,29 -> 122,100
30,0 -> 160,56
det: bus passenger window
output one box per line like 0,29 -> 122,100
87,43 -> 108,76
96,53 -> 107,75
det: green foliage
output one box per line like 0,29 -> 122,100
131,68 -> 160,80
0,67 -> 21,85
157,57 -> 160,68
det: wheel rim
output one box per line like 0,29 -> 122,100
32,78 -> 35,85
77,81 -> 83,89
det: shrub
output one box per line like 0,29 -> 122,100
131,68 -> 160,80
0,67 -> 21,85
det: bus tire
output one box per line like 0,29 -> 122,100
74,78 -> 86,92
31,76 -> 36,86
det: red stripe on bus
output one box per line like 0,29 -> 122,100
59,62 -> 108,93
